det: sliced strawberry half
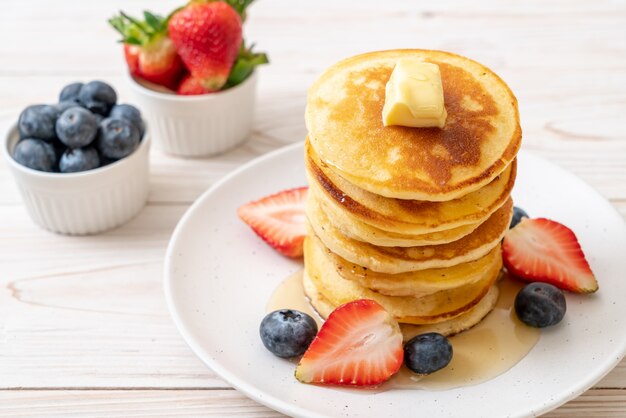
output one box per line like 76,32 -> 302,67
177,73 -> 215,95
503,218 -> 598,293
237,187 -> 307,258
295,299 -> 404,386
109,11 -> 184,90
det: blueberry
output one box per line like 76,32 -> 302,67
59,82 -> 84,102
56,107 -> 98,148
515,282 -> 566,328
78,81 -> 117,115
109,104 -> 145,137
510,206 -> 529,229
260,309 -> 318,358
59,147 -> 100,173
56,100 -> 83,114
13,138 -> 57,172
18,104 -> 59,141
404,332 -> 453,375
96,118 -> 140,160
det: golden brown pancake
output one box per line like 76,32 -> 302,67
306,140 -> 516,234
308,197 -> 513,274
306,49 -> 521,201
304,235 -> 502,324
331,244 -> 502,298
303,272 -> 500,340
307,186 -> 481,247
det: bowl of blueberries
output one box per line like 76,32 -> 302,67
2,80 -> 150,235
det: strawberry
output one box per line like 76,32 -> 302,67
503,218 -> 599,293
237,187 -> 308,258
295,299 -> 404,386
177,73 -> 215,95
109,11 -> 184,90
168,1 -> 243,91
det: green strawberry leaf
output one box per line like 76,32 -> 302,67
226,42 -> 269,88
143,11 -> 164,32
120,12 -> 148,32
108,16 -> 126,34
124,36 -> 144,46
108,10 -> 168,45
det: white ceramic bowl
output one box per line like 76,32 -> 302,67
126,71 -> 258,157
2,124 -> 150,235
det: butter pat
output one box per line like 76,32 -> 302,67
382,59 -> 447,128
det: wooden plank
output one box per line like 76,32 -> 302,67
1,200 -> 623,391
1,389 -> 625,417
545,389 -> 626,417
1,138 -> 624,206
0,205 -> 220,388
0,390 -> 283,417
1,0 -> 624,206
1,132 -> 625,207
0,200 -> 624,389
1,0 -> 625,74
0,139 -> 301,206
0,0 -> 625,415
0,76 -> 307,206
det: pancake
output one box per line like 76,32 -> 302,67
304,235 -> 502,324
306,49 -> 521,201
398,285 -> 499,340
307,186 -> 480,247
306,141 -> 516,234
331,244 -> 502,298
308,197 -> 513,274
303,271 -> 500,340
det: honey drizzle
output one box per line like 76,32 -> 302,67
266,270 -> 539,391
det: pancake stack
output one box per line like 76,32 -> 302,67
302,50 -> 521,338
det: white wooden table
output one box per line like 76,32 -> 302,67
1,0 -> 625,416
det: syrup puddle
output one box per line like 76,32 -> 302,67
266,270 -> 324,328
266,270 -> 539,391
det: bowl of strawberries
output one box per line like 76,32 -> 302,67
110,0 -> 268,157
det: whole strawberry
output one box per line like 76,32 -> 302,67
109,11 -> 184,90
168,1 -> 243,91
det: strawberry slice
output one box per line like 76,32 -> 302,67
177,73 -> 215,95
109,11 -> 184,90
295,299 -> 404,386
503,218 -> 598,293
237,187 -> 307,258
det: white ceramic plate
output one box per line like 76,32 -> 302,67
165,142 -> 626,418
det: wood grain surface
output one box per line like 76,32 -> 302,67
1,0 -> 625,416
